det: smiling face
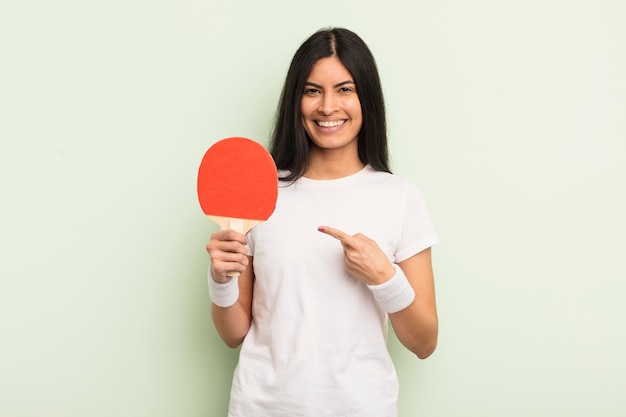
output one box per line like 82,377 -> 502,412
301,56 -> 363,156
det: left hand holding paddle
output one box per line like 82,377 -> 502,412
318,226 -> 396,286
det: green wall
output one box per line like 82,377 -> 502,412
1,1 -> 625,416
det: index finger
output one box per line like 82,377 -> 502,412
212,229 -> 248,245
317,225 -> 350,242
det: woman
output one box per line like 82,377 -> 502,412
207,27 -> 438,417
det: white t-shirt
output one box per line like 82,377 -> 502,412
227,165 -> 438,417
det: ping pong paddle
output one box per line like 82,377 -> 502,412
197,137 -> 278,276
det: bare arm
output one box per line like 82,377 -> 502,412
388,248 -> 438,359
206,229 -> 254,348
210,257 -> 254,348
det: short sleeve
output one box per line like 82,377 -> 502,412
394,182 -> 438,263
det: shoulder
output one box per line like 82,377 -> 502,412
363,167 -> 423,194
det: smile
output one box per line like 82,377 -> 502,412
316,120 -> 346,128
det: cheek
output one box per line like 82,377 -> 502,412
301,116 -> 314,138
350,104 -> 363,126
300,97 -> 315,116
347,98 -> 362,119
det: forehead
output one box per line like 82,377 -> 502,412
307,57 -> 354,83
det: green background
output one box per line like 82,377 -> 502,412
1,0 -> 625,416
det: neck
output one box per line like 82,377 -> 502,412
304,147 -> 365,180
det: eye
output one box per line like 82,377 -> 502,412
304,87 -> 320,96
339,86 -> 354,94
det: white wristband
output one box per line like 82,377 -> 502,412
208,268 -> 239,307
367,264 -> 415,313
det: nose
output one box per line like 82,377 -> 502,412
318,93 -> 337,115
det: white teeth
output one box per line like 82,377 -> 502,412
317,120 -> 345,127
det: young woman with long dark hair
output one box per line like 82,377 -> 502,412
206,27 -> 438,417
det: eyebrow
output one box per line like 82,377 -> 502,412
304,80 -> 355,89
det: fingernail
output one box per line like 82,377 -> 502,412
317,226 -> 325,232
